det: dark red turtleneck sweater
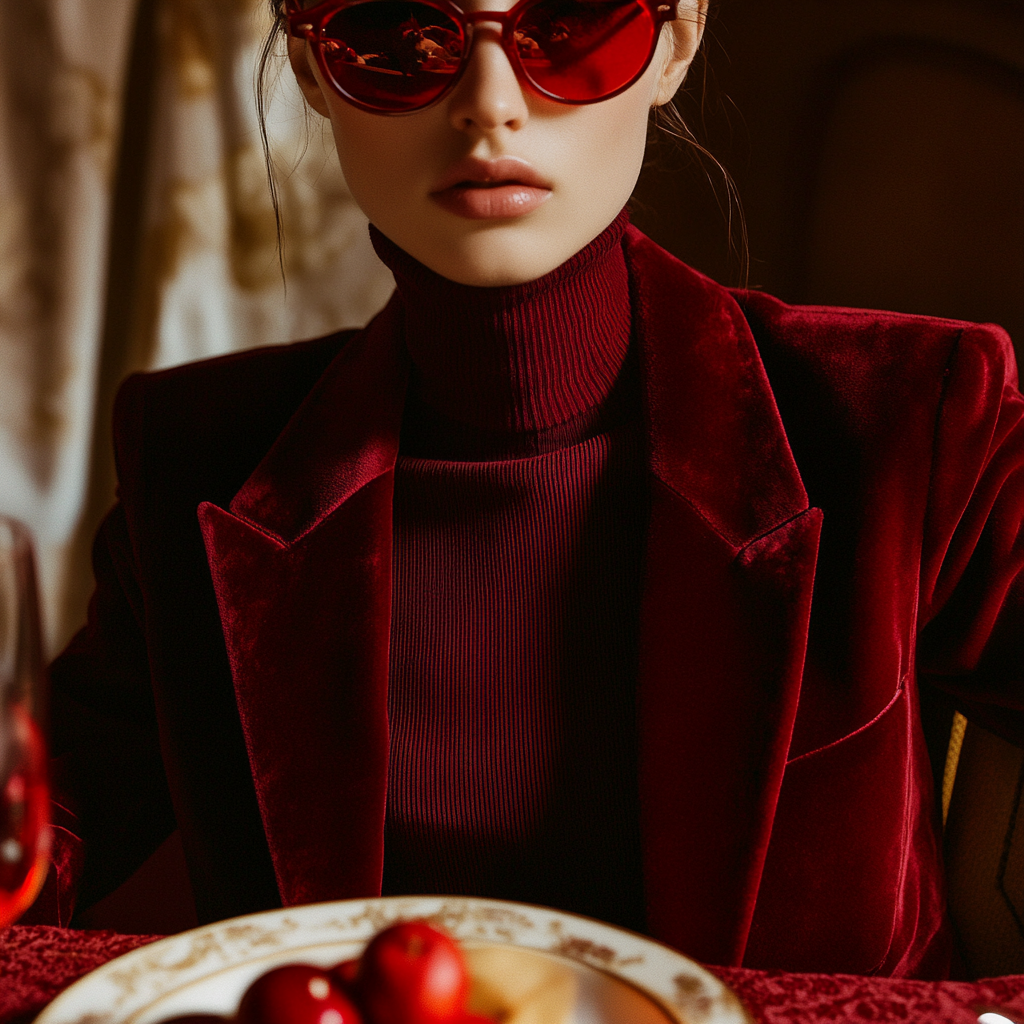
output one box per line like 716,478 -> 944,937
374,212 -> 649,931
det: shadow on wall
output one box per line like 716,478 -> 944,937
633,1 -> 1023,363
795,41 -> 1023,353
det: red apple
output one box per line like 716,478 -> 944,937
332,957 -> 360,992
237,964 -> 364,1024
356,921 -> 470,1024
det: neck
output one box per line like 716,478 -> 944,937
370,212 -> 633,455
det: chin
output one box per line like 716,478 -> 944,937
441,253 -> 567,287
417,224 -> 598,288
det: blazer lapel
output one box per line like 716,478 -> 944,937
198,297 -> 409,907
625,227 -> 822,967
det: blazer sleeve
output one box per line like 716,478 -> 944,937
917,322 -> 1024,743
22,500 -> 177,925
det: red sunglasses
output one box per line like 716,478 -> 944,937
286,0 -> 678,114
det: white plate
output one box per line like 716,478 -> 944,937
38,896 -> 752,1024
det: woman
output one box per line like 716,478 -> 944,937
34,0 -> 1022,980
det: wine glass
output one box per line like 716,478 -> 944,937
0,515 -> 49,926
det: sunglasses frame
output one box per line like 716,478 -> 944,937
286,0 -> 679,114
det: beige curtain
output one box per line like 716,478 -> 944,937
0,0 -> 394,656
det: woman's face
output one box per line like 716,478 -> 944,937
289,1 -> 704,286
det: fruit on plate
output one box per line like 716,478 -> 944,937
237,964 -> 364,1024
204,920 -> 577,1024
463,946 -> 577,1024
341,921 -> 493,1023
355,920 -> 475,1023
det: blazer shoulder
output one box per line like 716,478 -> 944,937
731,288 -> 1016,390
624,224 -> 1017,413
723,290 -> 1022,529
112,331 -> 357,504
114,330 -> 355,427
624,224 -> 1015,384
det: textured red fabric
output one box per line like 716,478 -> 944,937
0,927 -> 159,1024
385,430 -> 648,929
370,211 -> 631,435
709,965 -> 1024,1024
378,217 -> 646,926
2,928 -> 1023,1024
35,225 -> 1022,980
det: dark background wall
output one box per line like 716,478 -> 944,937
632,0 -> 1023,362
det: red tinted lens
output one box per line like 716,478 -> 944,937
321,1 -> 464,110
514,0 -> 656,101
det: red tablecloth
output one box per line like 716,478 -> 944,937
1,926 -> 1022,1024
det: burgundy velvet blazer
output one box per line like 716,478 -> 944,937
41,227 -> 1023,978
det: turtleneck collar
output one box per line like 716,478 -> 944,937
370,210 -> 634,458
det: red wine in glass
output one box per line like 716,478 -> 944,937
0,516 -> 50,926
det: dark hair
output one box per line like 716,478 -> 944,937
650,7 -> 749,286
255,0 -> 747,284
256,0 -> 290,278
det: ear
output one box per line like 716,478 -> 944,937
651,0 -> 706,107
287,34 -> 333,118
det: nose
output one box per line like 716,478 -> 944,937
446,26 -> 529,133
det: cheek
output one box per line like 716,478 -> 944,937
586,46 -> 665,170
328,119 -> 396,203
562,91 -> 653,207
325,108 -> 435,215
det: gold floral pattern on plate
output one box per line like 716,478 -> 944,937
38,896 -> 752,1024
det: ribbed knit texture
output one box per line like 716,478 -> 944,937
376,213 -> 648,930
370,210 -> 632,451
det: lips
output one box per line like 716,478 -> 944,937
430,156 -> 553,220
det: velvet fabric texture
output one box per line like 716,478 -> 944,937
34,227 -> 1023,979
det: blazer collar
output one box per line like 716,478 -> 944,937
623,224 -> 807,546
620,226 -> 818,965
228,227 -> 807,550
228,295 -> 410,544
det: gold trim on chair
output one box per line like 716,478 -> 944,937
943,711 -> 968,829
